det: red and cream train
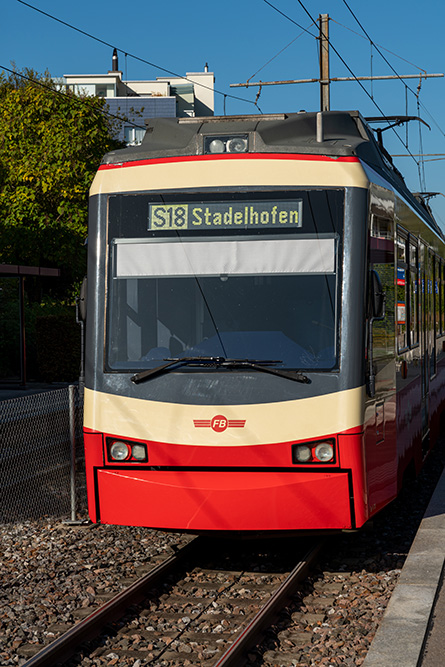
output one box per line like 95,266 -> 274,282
82,110 -> 445,532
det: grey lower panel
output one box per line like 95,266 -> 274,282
89,369 -> 357,406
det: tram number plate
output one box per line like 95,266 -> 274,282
150,204 -> 189,229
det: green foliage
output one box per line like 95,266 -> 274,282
35,309 -> 81,383
0,68 -> 124,382
0,278 -> 21,378
0,280 -> 82,381
0,67 -> 123,291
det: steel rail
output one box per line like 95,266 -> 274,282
23,536 -> 202,667
214,539 -> 324,667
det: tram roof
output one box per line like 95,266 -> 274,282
102,110 -> 442,238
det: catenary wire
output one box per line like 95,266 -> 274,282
246,22 -> 316,84
262,0 -> 445,145
16,0 -> 260,111
340,0 -> 445,187
330,17 -> 427,74
340,0 -> 425,92
339,0 -> 445,143
264,0 -> 421,167
0,64 -> 147,130
262,0 -> 317,37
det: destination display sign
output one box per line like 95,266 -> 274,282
148,200 -> 303,231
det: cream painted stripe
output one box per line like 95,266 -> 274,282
90,158 -> 369,196
84,386 -> 365,446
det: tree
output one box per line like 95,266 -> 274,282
0,67 -> 123,296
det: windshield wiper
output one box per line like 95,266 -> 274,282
131,356 -> 228,383
220,359 -> 311,383
131,356 -> 310,384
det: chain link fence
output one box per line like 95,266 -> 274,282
0,385 -> 86,523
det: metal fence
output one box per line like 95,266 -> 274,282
0,385 -> 86,523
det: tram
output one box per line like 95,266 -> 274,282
82,110 -> 445,532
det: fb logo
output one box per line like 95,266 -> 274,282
193,415 -> 246,431
211,415 -> 228,432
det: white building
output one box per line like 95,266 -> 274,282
63,50 -> 215,145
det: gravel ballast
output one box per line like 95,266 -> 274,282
1,436 -> 444,666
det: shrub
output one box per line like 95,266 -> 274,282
35,310 -> 81,382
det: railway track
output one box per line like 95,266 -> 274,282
23,535 -> 323,667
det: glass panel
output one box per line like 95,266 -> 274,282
108,190 -> 344,240
396,234 -> 406,263
369,217 -> 395,386
435,258 -> 441,337
396,234 -> 408,351
409,241 -> 419,346
439,262 -> 445,334
123,127 -> 145,146
371,217 -> 391,239
106,190 -> 343,373
427,251 -> 436,377
107,271 -> 338,371
409,267 -> 419,346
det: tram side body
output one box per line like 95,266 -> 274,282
82,145 -> 445,533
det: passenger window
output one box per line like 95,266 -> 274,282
409,240 -> 419,347
396,233 -> 408,352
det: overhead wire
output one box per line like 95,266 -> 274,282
264,0 -> 422,168
16,0 -> 260,112
243,17 -> 316,107
340,2 -> 445,135
340,0 -> 445,189
336,16 -> 445,146
417,96 -> 427,191
331,17 -> 427,75
262,0 -> 317,36
340,0 -> 427,95
262,0 -> 444,146
340,0 -> 426,185
246,22 -> 315,84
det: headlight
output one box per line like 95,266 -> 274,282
208,139 -> 225,153
292,439 -> 335,464
204,134 -> 249,154
314,442 -> 334,462
294,445 -> 312,463
108,439 -> 148,462
110,441 -> 131,461
226,137 -> 248,153
131,444 -> 147,461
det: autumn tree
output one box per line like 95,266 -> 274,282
0,67 -> 123,296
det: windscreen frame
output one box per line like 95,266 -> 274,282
104,188 -> 345,374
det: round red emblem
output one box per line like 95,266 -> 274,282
211,415 -> 228,432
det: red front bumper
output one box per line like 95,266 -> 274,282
95,468 -> 353,531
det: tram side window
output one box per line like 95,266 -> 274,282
441,264 -> 445,333
439,260 -> 445,335
409,241 -> 419,347
370,215 -> 395,365
435,257 -> 441,338
428,251 -> 436,377
439,262 -> 443,335
396,233 -> 408,352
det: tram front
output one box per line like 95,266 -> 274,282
83,112 -> 370,531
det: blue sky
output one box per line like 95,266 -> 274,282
4,0 -> 445,226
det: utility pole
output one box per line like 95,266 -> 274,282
319,14 -> 330,111
230,13 -> 443,111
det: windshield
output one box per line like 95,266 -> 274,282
106,191 -> 342,373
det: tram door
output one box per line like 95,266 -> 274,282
366,215 -> 398,509
420,243 -> 435,445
